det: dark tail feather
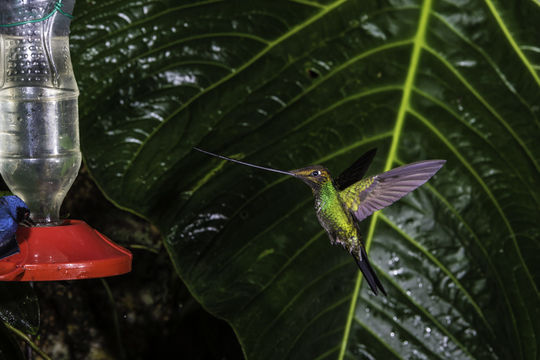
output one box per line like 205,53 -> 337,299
0,237 -> 19,260
353,247 -> 387,296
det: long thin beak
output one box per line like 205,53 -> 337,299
194,147 -> 294,176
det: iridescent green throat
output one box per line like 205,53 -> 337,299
317,181 -> 357,239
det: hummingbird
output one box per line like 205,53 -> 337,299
0,195 -> 34,260
194,147 -> 445,296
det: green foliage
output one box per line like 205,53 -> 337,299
71,0 -> 540,358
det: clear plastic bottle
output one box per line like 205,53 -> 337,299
0,0 -> 80,225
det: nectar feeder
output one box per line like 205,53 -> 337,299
0,0 -> 132,281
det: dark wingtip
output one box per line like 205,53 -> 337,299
335,148 -> 379,190
378,281 -> 388,297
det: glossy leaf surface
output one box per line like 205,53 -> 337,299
71,0 -> 540,359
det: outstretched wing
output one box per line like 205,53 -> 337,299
340,160 -> 446,222
334,148 -> 377,191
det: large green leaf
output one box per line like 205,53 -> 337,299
71,0 -> 540,359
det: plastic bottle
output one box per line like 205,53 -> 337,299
0,0 -> 80,225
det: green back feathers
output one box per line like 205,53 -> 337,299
339,177 -> 375,211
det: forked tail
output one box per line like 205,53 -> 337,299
353,246 -> 387,296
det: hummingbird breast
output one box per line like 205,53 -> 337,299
314,181 -> 358,250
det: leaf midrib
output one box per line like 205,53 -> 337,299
337,0 -> 432,357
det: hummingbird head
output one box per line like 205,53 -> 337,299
0,195 -> 34,226
290,166 -> 332,191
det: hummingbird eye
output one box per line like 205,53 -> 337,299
310,170 -> 321,177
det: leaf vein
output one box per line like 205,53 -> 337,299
423,45 -> 540,171
419,181 -> 524,356
373,265 -> 477,359
283,294 -> 352,358
412,89 -> 540,206
378,213 -> 494,335
362,297 -> 448,360
352,316 -> 405,360
74,0 -> 226,52
238,230 -> 325,312
255,260 -> 351,346
338,0 -> 433,357
484,0 -> 540,86
409,107 -> 538,297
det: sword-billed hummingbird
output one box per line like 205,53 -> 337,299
194,147 -> 445,296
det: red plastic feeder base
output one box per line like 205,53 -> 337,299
0,220 -> 132,281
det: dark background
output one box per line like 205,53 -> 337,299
2,167 -> 243,360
